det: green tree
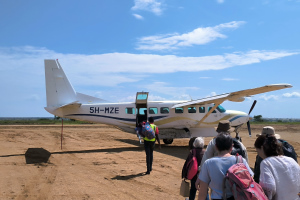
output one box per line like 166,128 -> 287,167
253,115 -> 263,122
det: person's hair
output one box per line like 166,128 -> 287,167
215,134 -> 233,152
254,135 -> 283,157
148,117 -> 154,123
193,137 -> 204,149
188,137 -> 197,150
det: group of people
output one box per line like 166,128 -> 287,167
182,120 -> 300,200
136,117 -> 299,199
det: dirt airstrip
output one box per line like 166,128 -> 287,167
0,124 -> 299,200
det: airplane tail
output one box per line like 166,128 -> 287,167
44,59 -> 104,109
45,59 -> 77,108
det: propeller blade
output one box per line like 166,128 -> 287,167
248,100 -> 257,115
247,121 -> 252,137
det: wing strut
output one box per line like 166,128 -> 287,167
196,102 -> 222,127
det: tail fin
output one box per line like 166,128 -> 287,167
44,59 -> 77,107
44,59 -> 106,111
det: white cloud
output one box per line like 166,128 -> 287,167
206,92 -> 217,97
131,0 -> 163,16
283,92 -> 300,98
199,77 -> 211,79
258,94 -> 279,101
143,82 -> 199,97
148,94 -> 167,101
222,78 -> 239,81
0,46 -> 298,87
132,13 -> 144,20
136,21 -> 246,51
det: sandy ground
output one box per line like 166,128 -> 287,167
0,124 -> 299,200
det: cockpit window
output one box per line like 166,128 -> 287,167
216,105 -> 226,113
208,105 -> 226,113
208,106 -> 217,113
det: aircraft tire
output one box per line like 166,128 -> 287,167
163,139 -> 173,144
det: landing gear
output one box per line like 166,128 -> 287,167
163,139 -> 173,144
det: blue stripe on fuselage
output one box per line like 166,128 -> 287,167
229,115 -> 244,122
66,114 -> 167,122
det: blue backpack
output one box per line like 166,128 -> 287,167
142,122 -> 155,139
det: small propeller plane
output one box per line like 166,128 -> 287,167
44,59 -> 292,144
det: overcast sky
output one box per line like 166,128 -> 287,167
0,0 -> 299,118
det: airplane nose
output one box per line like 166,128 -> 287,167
227,110 -> 248,126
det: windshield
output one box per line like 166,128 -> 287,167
216,105 -> 226,113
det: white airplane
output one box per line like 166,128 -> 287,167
44,59 -> 292,144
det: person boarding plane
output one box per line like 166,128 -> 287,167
44,59 -> 292,144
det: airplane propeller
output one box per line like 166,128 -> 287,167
247,100 -> 257,137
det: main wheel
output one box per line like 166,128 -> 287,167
163,139 -> 173,144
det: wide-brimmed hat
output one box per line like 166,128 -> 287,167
216,120 -> 235,133
256,126 -> 281,139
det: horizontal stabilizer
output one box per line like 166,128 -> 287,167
58,101 -> 81,109
76,92 -> 106,104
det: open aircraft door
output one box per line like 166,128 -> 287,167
136,92 -> 148,126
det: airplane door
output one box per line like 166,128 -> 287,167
136,92 -> 149,126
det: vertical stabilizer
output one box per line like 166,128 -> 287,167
44,59 -> 77,107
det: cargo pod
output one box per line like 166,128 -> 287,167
136,92 -> 148,126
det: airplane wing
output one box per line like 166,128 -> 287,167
172,83 -> 292,108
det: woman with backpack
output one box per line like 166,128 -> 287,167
197,134 -> 253,200
254,134 -> 300,200
181,137 -> 206,200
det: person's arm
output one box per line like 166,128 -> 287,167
253,155 -> 262,183
155,126 -> 161,149
240,142 -> 249,163
199,139 -> 215,170
259,161 -> 276,199
155,134 -> 161,149
197,180 -> 208,200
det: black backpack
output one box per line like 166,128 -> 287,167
278,139 -> 298,162
231,138 -> 246,158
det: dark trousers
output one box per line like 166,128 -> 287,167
144,140 -> 155,172
189,175 -> 198,200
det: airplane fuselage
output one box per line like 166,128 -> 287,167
45,101 -> 249,139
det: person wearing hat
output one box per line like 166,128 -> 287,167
198,120 -> 248,171
254,134 -> 300,200
256,126 -> 281,139
253,126 -> 297,183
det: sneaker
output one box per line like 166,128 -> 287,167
145,171 -> 150,175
